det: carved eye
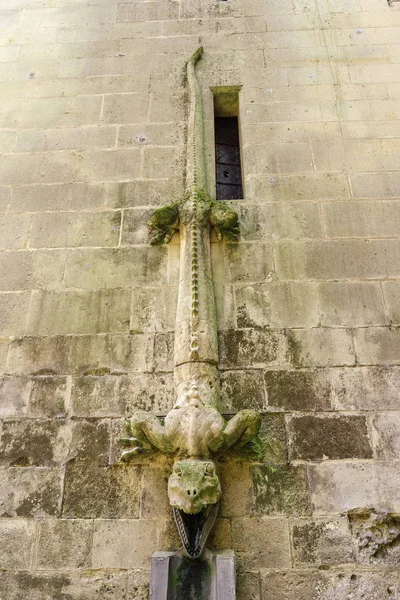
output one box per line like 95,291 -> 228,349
204,463 -> 214,477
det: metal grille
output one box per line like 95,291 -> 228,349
215,117 -> 243,200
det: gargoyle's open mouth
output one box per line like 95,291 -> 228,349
173,503 -> 219,559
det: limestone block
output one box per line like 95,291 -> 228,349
288,415 -> 372,460
10,182 -> 108,212
262,569 -> 400,600
342,120 -> 400,138
0,292 -> 30,335
0,338 -> 8,375
118,122 -> 185,149
68,420 -> 111,466
130,286 -> 177,332
312,139 -> 398,173
108,179 -> 184,209
276,240 -> 400,280
0,419 -> 71,467
36,520 -> 93,570
0,376 -> 31,417
65,247 -> 168,289
265,369 -> 331,411
350,171 -> 400,199
383,281 -> 400,324
117,1 -> 179,23
235,282 -> 319,329
140,467 -> 170,517
219,463 -> 253,517
322,200 -> 400,239
121,208 -> 153,245
16,126 -> 118,153
252,465 -> 312,517
371,99 -> 400,120
371,412 -> 400,459
231,517 -> 291,569
310,462 -> 400,514
243,142 -> 314,175
122,372 -> 175,416
218,329 -> 287,369
0,520 -> 36,569
258,413 -> 288,464
244,102 -> 321,123
242,120 -> 341,142
62,463 -> 141,519
286,328 -> 355,367
92,519 -> 158,569
0,571 -> 129,600
70,375 -> 125,418
0,148 -> 141,185
27,289 -> 131,335
0,186 -> 10,211
354,327 -> 400,365
211,242 -> 274,284
29,211 -> 121,249
7,335 -> 111,376
318,282 -> 387,327
0,214 -> 30,251
331,366 -> 400,411
127,571 -> 150,600
102,93 -> 148,125
350,64 -> 400,83
28,376 -> 67,417
239,203 -> 322,240
0,96 -> 102,129
0,467 -> 60,517
236,572 -> 261,600
291,517 -> 354,566
245,173 -> 350,202
214,284 -> 236,330
220,370 -> 266,413
153,332 -> 174,372
0,250 -> 67,291
143,147 -> 185,179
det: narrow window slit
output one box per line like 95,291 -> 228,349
212,87 -> 243,200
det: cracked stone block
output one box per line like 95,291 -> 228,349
349,508 -> 400,565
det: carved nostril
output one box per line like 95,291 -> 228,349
187,489 -> 198,496
193,489 -> 197,496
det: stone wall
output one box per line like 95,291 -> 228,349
1,0 -> 400,598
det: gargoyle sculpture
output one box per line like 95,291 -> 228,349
121,47 -> 260,560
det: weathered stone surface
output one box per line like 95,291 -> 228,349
0,520 -> 36,569
220,370 -> 266,414
36,520 -> 93,570
235,282 -> 319,329
331,366 -> 400,411
310,462 -> 400,514
257,413 -> 288,464
292,517 -> 354,566
0,376 -> 31,417
70,375 -> 125,417
265,369 -> 331,411
354,327 -> 400,365
286,329 -> 355,367
27,289 -> 132,335
261,570 -> 400,600
371,412 -> 400,459
0,419 -> 71,466
140,467 -> 170,517
237,571 -> 261,600
62,463 -> 140,519
252,464 -> 312,516
232,517 -> 291,569
219,463 -> 253,517
219,329 -> 286,369
130,285 -> 178,332
123,373 -> 175,416
288,415 -> 372,460
349,508 -> 400,565
383,281 -> 400,324
28,376 -> 67,417
92,519 -> 158,569
0,467 -> 60,518
318,282 -> 388,327
0,292 -> 31,335
0,571 -> 129,600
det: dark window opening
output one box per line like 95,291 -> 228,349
214,117 -> 243,200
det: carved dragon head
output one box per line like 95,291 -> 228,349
168,459 -> 221,558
